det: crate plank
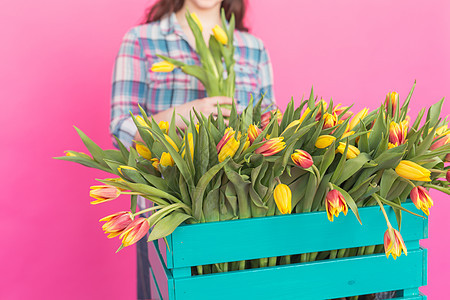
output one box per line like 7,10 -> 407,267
173,249 -> 425,300
170,203 -> 426,268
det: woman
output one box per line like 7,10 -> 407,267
109,0 -> 275,298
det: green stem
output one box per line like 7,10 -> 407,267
268,257 -> 277,267
196,265 -> 203,275
238,260 -> 246,270
364,245 -> 376,255
133,206 -> 160,217
259,257 -> 268,268
357,246 -> 366,256
337,248 -> 347,258
329,250 -> 338,259
309,252 -> 318,262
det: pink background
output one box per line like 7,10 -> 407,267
2,0 -> 449,299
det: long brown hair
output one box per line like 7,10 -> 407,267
144,0 -> 248,32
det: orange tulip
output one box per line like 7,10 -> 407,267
322,112 -> 338,129
447,169 -> 450,182
255,137 -> 286,156
217,128 -> 240,162
291,149 -> 313,168
384,226 -> 407,260
120,218 -> 150,247
389,120 -> 408,148
410,186 -> 433,216
385,92 -> 399,116
325,189 -> 348,222
90,185 -> 121,204
430,134 -> 450,150
99,211 -> 134,238
261,109 -> 282,129
333,103 -> 353,120
248,124 -> 262,144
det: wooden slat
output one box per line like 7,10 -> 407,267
168,202 -> 427,268
173,249 -> 425,300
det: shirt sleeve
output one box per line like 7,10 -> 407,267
257,44 -> 276,112
110,28 -> 148,149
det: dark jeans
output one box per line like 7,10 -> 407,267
137,236 -> 151,300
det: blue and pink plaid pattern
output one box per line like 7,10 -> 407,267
110,13 -> 275,148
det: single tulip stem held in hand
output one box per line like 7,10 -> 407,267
132,206 -> 161,217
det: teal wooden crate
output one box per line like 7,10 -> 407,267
147,202 -> 428,300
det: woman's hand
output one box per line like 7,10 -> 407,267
134,96 -> 233,142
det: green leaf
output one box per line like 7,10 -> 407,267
148,212 -> 192,242
335,153 -> 372,185
307,86 -> 315,110
54,155 -> 111,173
399,80 -> 416,120
74,126 -> 108,168
192,157 -> 230,221
380,169 -> 399,198
130,194 -> 137,214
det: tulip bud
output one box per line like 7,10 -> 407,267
447,169 -> 450,182
136,143 -> 152,160
322,112 -> 338,129
384,226 -> 407,260
158,121 -> 169,134
291,149 -> 313,168
336,142 -> 360,159
255,137 -> 286,156
90,185 -> 121,204
135,116 -> 149,128
274,183 -> 292,214
191,13 -> 203,32
151,158 -> 160,170
341,131 -> 355,139
410,186 -> 433,216
348,108 -> 369,131
261,109 -> 282,129
315,100 -> 328,121
298,107 -> 311,126
333,104 -> 353,120
395,160 -> 431,182
160,152 -> 174,167
315,135 -> 336,149
151,60 -> 175,73
385,92 -> 399,116
430,134 -> 450,150
164,134 -> 179,152
100,211 -> 134,238
182,132 -> 194,161
389,121 -> 408,147
120,218 -> 150,247
212,24 -> 228,44
325,189 -> 348,222
248,124 -> 262,144
434,125 -> 450,137
217,136 -> 240,162
217,127 -> 236,153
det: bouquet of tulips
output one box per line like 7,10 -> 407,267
56,82 -> 450,274
151,9 -> 236,98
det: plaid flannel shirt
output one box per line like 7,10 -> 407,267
110,13 -> 275,148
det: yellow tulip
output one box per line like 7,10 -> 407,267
341,131 -> 355,139
158,121 -> 169,134
315,135 -> 336,149
164,134 -> 179,151
217,135 -> 240,162
348,108 -> 369,131
136,143 -> 152,160
395,160 -> 431,182
191,13 -> 203,32
274,184 -> 292,214
160,152 -> 174,167
151,60 -> 175,72
151,158 -> 160,170
182,132 -> 194,161
212,25 -> 228,45
336,142 -> 360,159
385,92 -> 399,116
136,116 -> 149,128
298,107 -> 311,126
